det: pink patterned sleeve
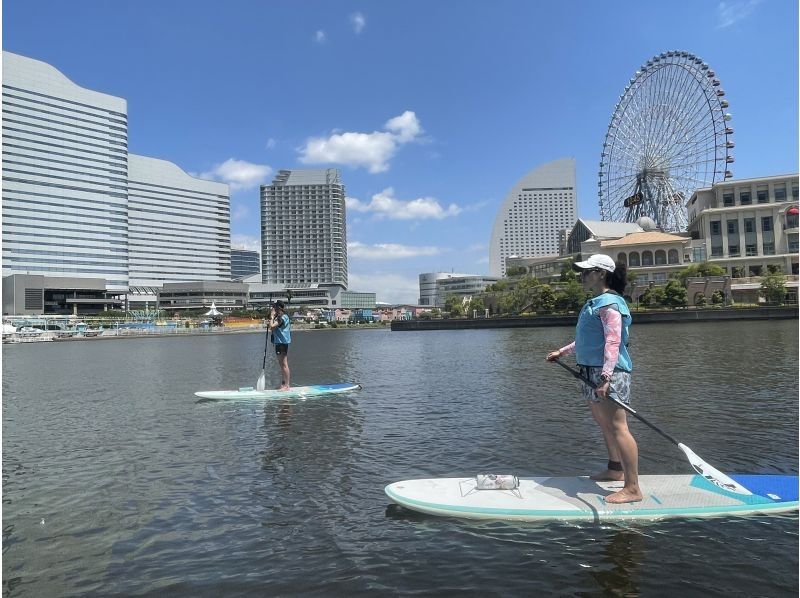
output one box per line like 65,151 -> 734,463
598,305 -> 622,378
558,341 -> 575,356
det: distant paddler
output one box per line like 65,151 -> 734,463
268,300 -> 292,391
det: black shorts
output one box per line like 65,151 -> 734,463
274,343 -> 289,355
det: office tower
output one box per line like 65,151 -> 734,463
489,158 -> 578,277
231,248 -> 261,280
260,169 -> 348,289
2,51 -> 130,290
128,154 -> 231,287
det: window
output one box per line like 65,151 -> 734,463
617,252 -> 627,265
628,252 -> 640,266
655,250 -> 667,265
668,249 -> 679,264
787,212 -> 799,229
723,193 -> 734,206
749,265 -> 762,276
739,191 -> 751,205
745,244 -> 757,256
710,221 -> 721,235
711,246 -> 724,257
774,185 -> 787,201
729,245 -> 740,257
790,235 -> 799,252
757,187 -> 769,203
744,218 -> 755,234
793,184 -> 799,200
762,216 -> 773,232
732,266 -> 746,278
653,273 -> 667,283
642,251 -> 654,266
762,241 -> 775,255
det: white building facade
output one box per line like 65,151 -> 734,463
2,51 -> 130,290
489,158 -> 578,277
418,272 -> 498,307
2,51 -> 233,313
261,169 -> 348,290
687,174 -> 799,276
128,154 -> 230,288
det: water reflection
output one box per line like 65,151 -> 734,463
587,528 -> 646,597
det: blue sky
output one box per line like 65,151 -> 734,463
4,0 -> 798,303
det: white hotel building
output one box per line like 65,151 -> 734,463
489,158 -> 577,277
260,169 -> 348,294
2,51 -> 231,314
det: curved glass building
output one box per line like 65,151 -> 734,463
489,158 -> 577,277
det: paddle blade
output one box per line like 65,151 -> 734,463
678,443 -> 752,495
256,370 -> 266,391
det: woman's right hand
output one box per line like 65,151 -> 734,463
546,350 -> 561,362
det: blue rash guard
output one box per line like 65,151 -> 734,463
271,314 -> 291,345
574,292 -> 632,372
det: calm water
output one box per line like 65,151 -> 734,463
3,321 -> 798,597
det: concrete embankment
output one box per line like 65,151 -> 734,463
390,306 -> 799,331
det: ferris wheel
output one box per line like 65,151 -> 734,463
598,50 -> 734,232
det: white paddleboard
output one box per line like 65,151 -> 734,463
385,474 -> 798,522
195,382 -> 361,400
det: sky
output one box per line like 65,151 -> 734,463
4,0 -> 798,303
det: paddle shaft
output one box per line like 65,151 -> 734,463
553,358 -> 680,446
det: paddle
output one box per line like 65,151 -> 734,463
255,328 -> 270,391
552,358 -> 752,496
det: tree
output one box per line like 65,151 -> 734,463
711,290 -> 725,305
498,292 -> 517,315
760,270 -> 787,305
537,285 -> 556,312
560,258 -> 578,283
695,293 -> 707,307
662,279 -> 688,308
443,295 -> 464,317
639,288 -> 653,308
677,262 -> 727,286
468,296 -> 485,315
556,280 -> 586,312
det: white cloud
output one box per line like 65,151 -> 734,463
301,131 -> 397,173
385,111 -> 422,143
298,111 -> 423,173
717,0 -> 761,28
315,30 -> 326,43
348,241 -> 442,260
231,234 -> 261,253
346,188 -> 461,220
348,271 -> 419,304
350,12 -> 366,34
200,158 -> 272,192
266,138 -> 276,149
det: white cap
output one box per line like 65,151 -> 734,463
573,254 -> 616,273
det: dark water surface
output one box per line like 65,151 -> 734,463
3,321 -> 798,596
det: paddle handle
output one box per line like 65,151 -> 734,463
553,358 -> 681,447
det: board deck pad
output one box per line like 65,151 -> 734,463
195,382 -> 361,400
385,474 -> 798,522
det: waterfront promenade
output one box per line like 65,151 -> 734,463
391,305 -> 799,331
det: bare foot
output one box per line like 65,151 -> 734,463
278,386 -> 290,391
590,469 -> 625,482
604,487 -> 643,504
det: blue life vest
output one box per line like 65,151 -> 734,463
271,314 -> 291,344
574,292 -> 632,372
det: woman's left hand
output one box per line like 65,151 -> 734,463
595,380 -> 611,399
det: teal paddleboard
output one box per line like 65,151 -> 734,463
385,474 -> 798,522
195,382 -> 361,400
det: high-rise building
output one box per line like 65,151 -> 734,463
2,51 -> 130,290
260,169 -> 348,290
489,158 -> 578,277
231,248 -> 260,280
128,154 -> 231,287
2,51 -> 233,313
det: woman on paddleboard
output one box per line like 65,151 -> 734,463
546,254 -> 642,504
269,300 -> 292,391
